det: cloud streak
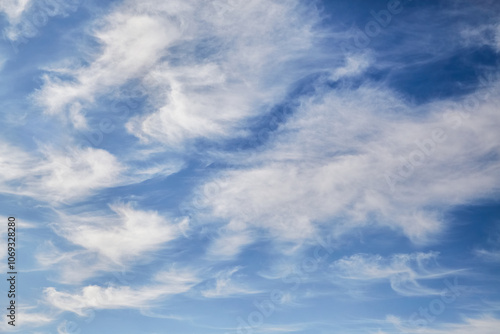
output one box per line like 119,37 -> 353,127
44,266 -> 200,316
330,252 -> 458,297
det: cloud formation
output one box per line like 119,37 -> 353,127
32,0 -> 338,149
36,203 -> 187,284
1,0 -> 499,333
199,79 -> 500,252
201,266 -> 259,298
44,267 -> 200,316
330,252 -> 457,296
384,315 -> 500,334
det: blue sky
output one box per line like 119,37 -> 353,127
0,0 -> 500,333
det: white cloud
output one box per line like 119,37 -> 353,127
125,0 -> 328,147
18,309 -> 54,327
459,22 -> 500,52
32,0 -> 341,147
139,308 -> 190,321
1,0 -> 79,41
330,55 -> 371,81
0,0 -> 32,23
0,304 -> 56,332
36,203 -> 187,284
197,79 -> 500,253
36,242 -> 113,284
44,267 -> 200,316
385,315 -> 500,334
0,141 -> 182,204
0,141 -> 35,182
1,1 -> 498,332
206,227 -> 254,261
201,266 -> 259,298
56,203 -> 185,263
0,144 -> 125,203
34,6 -> 180,115
330,252 -> 457,296
32,146 -> 125,201
475,249 -> 500,262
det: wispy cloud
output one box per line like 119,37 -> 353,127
0,0 -> 32,23
55,203 -> 185,263
252,323 -> 309,333
0,141 -> 183,204
206,228 -> 255,261
44,267 -> 200,316
0,143 -> 124,203
0,304 -> 57,332
384,314 -> 500,334
125,0 -> 328,147
31,0 -> 340,149
1,0 -> 79,42
201,266 -> 260,298
474,249 -> 500,262
330,252 -> 459,297
198,79 -> 500,253
34,2 -> 180,116
1,0 -> 500,332
37,203 -> 187,283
